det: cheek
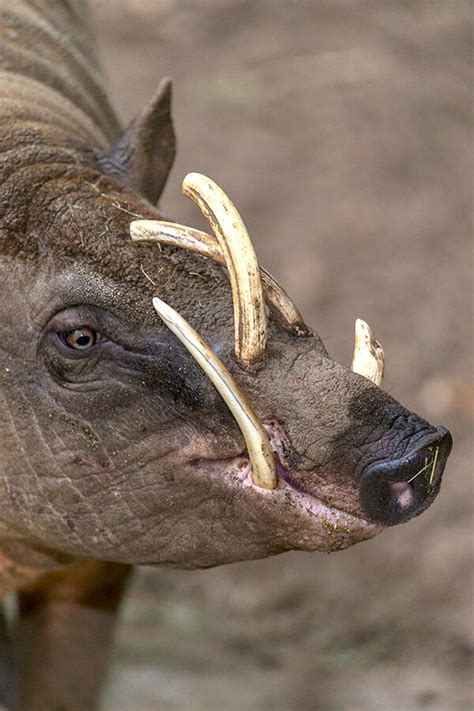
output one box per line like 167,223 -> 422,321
4,456 -> 222,564
0,363 -> 255,563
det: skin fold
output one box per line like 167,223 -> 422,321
0,1 -> 452,708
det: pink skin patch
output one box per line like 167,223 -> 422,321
389,481 -> 415,511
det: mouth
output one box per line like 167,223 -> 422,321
193,425 -> 384,547
192,422 -> 452,546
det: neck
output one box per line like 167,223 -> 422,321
0,520 -> 75,595
0,0 -> 120,150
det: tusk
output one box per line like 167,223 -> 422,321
131,219 -> 307,333
351,318 -> 384,386
131,220 -> 222,262
152,296 -> 277,489
182,172 -> 266,367
260,269 -> 307,334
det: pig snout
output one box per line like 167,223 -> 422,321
359,426 -> 452,525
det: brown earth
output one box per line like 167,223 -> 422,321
91,2 -> 473,709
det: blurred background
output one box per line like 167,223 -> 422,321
92,1 -> 472,709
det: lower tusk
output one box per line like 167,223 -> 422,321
152,296 -> 277,489
351,319 -> 384,386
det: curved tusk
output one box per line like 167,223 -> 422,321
351,318 -> 384,386
260,269 -> 307,334
131,219 -> 307,333
131,220 -> 222,263
152,296 -> 277,489
182,173 -> 266,367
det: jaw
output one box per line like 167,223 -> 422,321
192,454 -> 384,555
189,420 -> 385,560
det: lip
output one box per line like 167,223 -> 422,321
193,450 -> 384,545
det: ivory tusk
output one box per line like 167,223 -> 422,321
260,269 -> 307,334
131,220 -> 222,263
152,296 -> 277,489
130,219 -> 306,332
351,318 -> 384,386
182,173 -> 266,367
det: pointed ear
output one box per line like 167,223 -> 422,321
100,78 -> 176,204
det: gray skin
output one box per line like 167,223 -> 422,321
0,1 -> 452,709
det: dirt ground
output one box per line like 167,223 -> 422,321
91,2 -> 472,709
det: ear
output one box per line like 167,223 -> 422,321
99,78 -> 176,204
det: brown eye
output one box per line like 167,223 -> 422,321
64,327 -> 96,350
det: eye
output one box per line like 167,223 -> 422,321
63,327 -> 97,351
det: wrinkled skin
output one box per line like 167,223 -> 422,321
0,1 -> 452,708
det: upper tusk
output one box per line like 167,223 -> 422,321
351,318 -> 384,386
152,296 -> 277,489
259,268 -> 307,334
182,172 -> 266,367
131,219 -> 307,333
131,220 -> 223,264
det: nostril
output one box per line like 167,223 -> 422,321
359,426 -> 452,526
382,481 -> 415,512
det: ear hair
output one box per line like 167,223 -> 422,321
99,78 -> 176,204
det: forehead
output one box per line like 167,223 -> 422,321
1,170 -> 233,328
28,256 -> 225,328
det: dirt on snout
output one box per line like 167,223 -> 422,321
92,2 -> 472,709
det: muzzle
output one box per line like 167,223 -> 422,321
358,426 -> 453,525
